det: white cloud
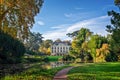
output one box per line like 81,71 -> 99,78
37,21 -> 45,26
66,15 -> 111,36
64,12 -> 94,22
43,24 -> 71,40
64,13 -> 73,18
43,29 -> 71,41
51,24 -> 71,29
43,15 -> 111,40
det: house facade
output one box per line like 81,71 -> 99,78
51,41 -> 71,56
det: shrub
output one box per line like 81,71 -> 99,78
26,50 -> 37,55
105,51 -> 118,62
43,57 -> 49,62
0,31 -> 25,63
62,55 -> 75,61
24,58 -> 42,63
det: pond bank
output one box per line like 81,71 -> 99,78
1,61 -> 71,80
0,62 -> 43,78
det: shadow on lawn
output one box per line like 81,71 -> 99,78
0,64 -> 24,79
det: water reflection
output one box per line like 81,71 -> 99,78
42,61 -> 69,69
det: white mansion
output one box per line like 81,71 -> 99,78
51,41 -> 71,56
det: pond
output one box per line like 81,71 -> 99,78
41,61 -> 70,69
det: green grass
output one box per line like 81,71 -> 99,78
46,56 -> 63,61
68,62 -> 120,80
2,63 -> 69,80
23,57 -> 43,63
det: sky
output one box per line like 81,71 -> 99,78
31,0 -> 119,41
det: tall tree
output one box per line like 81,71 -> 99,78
39,39 -> 53,55
96,44 -> 110,62
106,0 -> 120,55
0,0 -> 43,39
67,30 -> 79,38
88,35 -> 108,62
25,32 -> 43,53
114,0 -> 120,9
68,28 -> 92,61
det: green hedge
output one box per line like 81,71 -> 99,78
0,31 -> 25,64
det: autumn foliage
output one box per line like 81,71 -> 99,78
0,0 -> 43,39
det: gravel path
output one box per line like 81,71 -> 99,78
53,67 -> 74,80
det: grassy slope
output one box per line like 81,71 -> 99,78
68,62 -> 120,80
47,56 -> 63,61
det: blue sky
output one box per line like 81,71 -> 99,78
31,0 -> 118,40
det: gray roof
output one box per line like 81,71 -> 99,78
52,41 -> 71,46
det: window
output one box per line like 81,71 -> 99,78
66,47 -> 68,49
69,47 -> 71,50
52,50 -> 54,53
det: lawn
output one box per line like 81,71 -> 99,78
46,56 -> 63,61
2,63 -> 69,80
2,61 -> 120,80
68,62 -> 120,80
